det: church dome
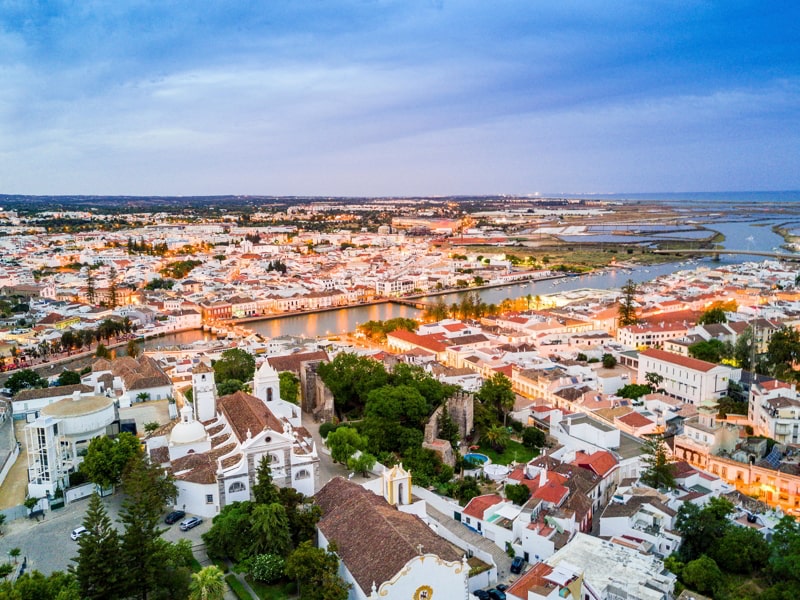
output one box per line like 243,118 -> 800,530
170,405 -> 208,445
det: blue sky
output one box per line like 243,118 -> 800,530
0,1 -> 797,196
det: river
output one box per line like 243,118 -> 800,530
142,218 -> 791,346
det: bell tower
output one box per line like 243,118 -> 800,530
192,361 -> 217,422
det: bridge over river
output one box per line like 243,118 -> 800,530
653,249 -> 800,262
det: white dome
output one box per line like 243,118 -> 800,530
170,420 -> 207,445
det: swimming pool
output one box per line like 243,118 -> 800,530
463,452 -> 490,465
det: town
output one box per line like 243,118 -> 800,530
0,197 -> 799,600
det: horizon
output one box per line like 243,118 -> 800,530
1,2 -> 798,196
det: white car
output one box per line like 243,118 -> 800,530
70,526 -> 88,541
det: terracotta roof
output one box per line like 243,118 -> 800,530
149,446 -> 170,464
639,348 -> 718,372
316,478 -> 463,594
386,329 -> 448,353
14,384 -> 93,402
267,351 -> 329,374
573,450 -> 617,478
617,411 -> 655,428
462,494 -> 504,519
218,391 -> 283,442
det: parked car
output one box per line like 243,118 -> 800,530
488,589 -> 506,600
496,584 -> 508,592
70,526 -> 88,541
179,517 -> 203,531
164,510 -> 186,524
473,591 -> 490,600
510,555 -> 525,574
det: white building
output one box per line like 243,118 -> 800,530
146,363 -> 319,517
637,348 -> 738,405
25,391 -> 116,498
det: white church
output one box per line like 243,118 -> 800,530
146,360 -> 319,517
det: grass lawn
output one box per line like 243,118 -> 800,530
478,440 -> 538,465
246,577 -> 296,600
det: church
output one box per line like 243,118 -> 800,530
146,360 -> 319,517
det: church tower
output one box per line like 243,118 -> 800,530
253,359 -> 281,404
382,463 -> 412,506
192,361 -> 217,422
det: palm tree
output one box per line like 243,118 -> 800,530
482,425 -> 511,453
188,566 -> 226,600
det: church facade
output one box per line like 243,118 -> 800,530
146,361 -> 319,517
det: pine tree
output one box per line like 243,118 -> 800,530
118,456 -> 177,600
252,456 -> 280,505
73,493 -> 123,599
618,279 -> 639,327
640,436 -> 676,490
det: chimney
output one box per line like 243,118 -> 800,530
72,390 -> 81,402
539,465 -> 548,488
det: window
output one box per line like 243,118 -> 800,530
228,481 -> 246,493
206,494 -> 214,504
295,469 -> 310,480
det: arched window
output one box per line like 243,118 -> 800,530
267,388 -> 273,402
271,453 -> 279,463
228,481 -> 246,493
295,469 -> 310,480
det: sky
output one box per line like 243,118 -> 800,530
0,1 -> 798,197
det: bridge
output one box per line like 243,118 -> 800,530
653,249 -> 800,262
392,298 -> 437,310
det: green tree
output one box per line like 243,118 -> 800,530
80,432 -> 143,488
765,325 -> 800,382
452,476 -> 482,504
602,353 -> 617,369
126,339 -> 141,359
710,522 -> 769,574
644,371 -> 664,391
697,306 -> 728,325
618,279 -> 639,327
213,348 -> 256,385
0,563 -> 12,579
247,553 -> 285,584
250,503 -> 292,557
482,425 -> 511,453
682,555 -> 724,596
347,452 -> 377,477
216,379 -> 244,396
326,427 -> 367,464
733,325 -> 754,370
144,422 -> 160,435
252,456 -> 280,505
188,566 -> 226,600
57,370 -> 81,386
616,383 -> 652,400
5,368 -> 47,395
505,483 -> 531,506
640,436 -> 676,490
674,497 -> 734,562
279,371 -> 300,404
94,344 -> 110,359
317,353 -> 389,418
521,427 -> 546,450
423,298 -> 450,322
8,548 -> 19,564
285,541 -> 350,600
768,515 -> 800,585
476,373 -> 515,425
118,455 -> 177,600
72,493 -> 123,599
278,487 -> 322,548
202,502 -> 254,562
438,410 -> 460,448
688,339 -> 731,363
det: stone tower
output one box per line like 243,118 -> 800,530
192,361 -> 217,422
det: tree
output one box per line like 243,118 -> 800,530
347,452 -> 377,477
144,422 -> 160,435
326,427 -> 367,465
126,339 -> 141,359
0,513 -> 6,535
5,369 -> 47,395
216,378 -> 244,396
768,515 -> 800,585
72,493 -> 123,599
8,548 -> 20,564
697,306 -> 728,325
249,503 -> 292,557
317,353 -> 389,418
674,497 -> 734,562
482,425 -> 511,453
94,343 -> 110,359
202,502 -> 254,562
505,483 -> 531,506
118,455 -> 177,600
688,339 -> 730,363
602,353 -> 617,369
213,348 -> 256,386
252,456 -> 280,505
710,522 -> 769,574
285,541 -> 350,600
188,566 -> 226,600
57,370 -> 81,386
644,371 -> 664,392
616,383 -> 652,400
476,373 -> 515,426
438,410 -> 460,449
247,553 -> 285,584
618,279 -> 639,326
681,555 -> 724,596
80,432 -> 143,488
765,325 -> 800,382
0,564 -> 13,579
279,371 -> 300,404
521,427 -> 546,450
640,436 -> 676,490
